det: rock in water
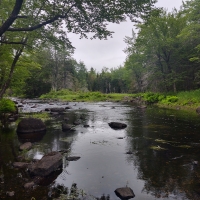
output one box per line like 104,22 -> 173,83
17,118 -> 46,133
66,156 -> 81,161
108,122 -> 127,129
114,187 -> 135,199
28,152 -> 62,176
19,142 -> 32,151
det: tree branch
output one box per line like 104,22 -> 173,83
0,40 -> 27,45
0,0 -> 24,37
7,3 -> 76,32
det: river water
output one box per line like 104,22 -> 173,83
0,100 -> 200,200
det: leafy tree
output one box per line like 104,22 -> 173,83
125,9 -> 188,93
0,0 -> 156,39
75,61 -> 88,91
0,0 -> 156,98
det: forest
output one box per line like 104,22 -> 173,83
0,0 -> 200,99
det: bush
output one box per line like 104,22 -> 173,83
161,96 -> 178,104
0,98 -> 17,126
0,98 -> 16,113
142,92 -> 160,103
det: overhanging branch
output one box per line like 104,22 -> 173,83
0,0 -> 24,37
7,3 -> 76,32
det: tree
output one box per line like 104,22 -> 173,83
0,0 -> 156,98
0,0 -> 156,39
126,9 -> 187,92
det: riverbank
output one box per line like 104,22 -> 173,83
39,89 -> 200,114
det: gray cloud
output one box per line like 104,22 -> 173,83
69,0 -> 184,72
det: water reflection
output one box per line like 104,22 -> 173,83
17,131 -> 46,143
0,101 -> 200,199
125,106 -> 200,199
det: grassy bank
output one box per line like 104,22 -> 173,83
136,90 -> 200,112
40,89 -> 134,102
40,89 -> 200,112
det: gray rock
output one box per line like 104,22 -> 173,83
62,123 -> 74,131
73,120 -> 81,125
13,162 -> 30,168
19,142 -> 32,151
17,118 -> 46,133
6,191 -> 15,197
83,124 -> 90,128
66,156 -> 81,161
51,107 -> 65,112
108,122 -> 127,129
115,187 -> 135,199
28,152 -> 62,176
24,181 -> 35,189
65,106 -> 72,109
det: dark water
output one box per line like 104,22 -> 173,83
0,100 -> 200,200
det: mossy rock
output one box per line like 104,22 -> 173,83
17,118 -> 46,133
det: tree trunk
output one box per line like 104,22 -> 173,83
0,37 -> 27,99
0,0 -> 23,37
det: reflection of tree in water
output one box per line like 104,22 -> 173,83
50,183 -> 110,200
125,107 -> 200,199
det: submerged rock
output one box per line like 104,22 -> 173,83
108,122 -> 127,129
114,187 -> 135,199
62,123 -> 74,131
28,152 -> 62,176
66,156 -> 81,161
73,119 -> 81,125
17,118 -> 46,133
83,124 -> 90,128
13,162 -> 30,169
19,142 -> 32,151
24,181 -> 35,189
50,107 -> 65,113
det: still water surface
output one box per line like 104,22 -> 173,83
0,100 -> 200,200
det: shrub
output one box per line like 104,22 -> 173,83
0,98 -> 17,126
142,92 -> 160,103
0,98 -> 16,113
161,96 -> 178,104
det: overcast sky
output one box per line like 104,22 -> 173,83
68,0 -> 184,72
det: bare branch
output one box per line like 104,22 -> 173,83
16,16 -> 28,19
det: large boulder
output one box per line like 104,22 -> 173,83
17,118 -> 46,133
28,152 -> 62,176
114,187 -> 135,199
108,122 -> 127,129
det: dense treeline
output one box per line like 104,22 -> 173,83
1,0 -> 200,98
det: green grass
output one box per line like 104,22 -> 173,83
39,89 -> 200,112
20,112 -> 51,121
40,89 -> 134,102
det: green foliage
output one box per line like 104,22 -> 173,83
0,98 -> 16,126
141,92 -> 178,104
40,90 -> 133,102
0,98 -> 16,114
161,96 -> 178,104
142,92 -> 160,103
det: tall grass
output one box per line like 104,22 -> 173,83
177,89 -> 200,105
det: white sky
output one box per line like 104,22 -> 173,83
68,0 -> 184,72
